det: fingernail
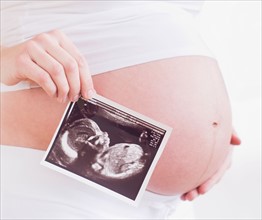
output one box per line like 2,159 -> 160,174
72,94 -> 80,102
87,89 -> 96,99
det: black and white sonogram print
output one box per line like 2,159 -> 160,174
43,95 -> 171,203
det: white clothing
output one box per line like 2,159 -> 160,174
1,2 -> 206,218
1,145 -> 195,219
1,1 -> 212,92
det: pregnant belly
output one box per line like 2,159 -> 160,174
0,56 -> 232,196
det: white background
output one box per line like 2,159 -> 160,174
191,1 -> 261,219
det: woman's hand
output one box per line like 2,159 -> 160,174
0,30 -> 94,102
181,129 -> 241,201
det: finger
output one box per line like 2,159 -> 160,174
184,189 -> 199,201
197,167 -> 225,194
27,41 -> 70,102
198,156 -> 231,194
180,194 -> 187,201
78,58 -> 95,99
33,33 -> 80,101
32,33 -> 81,101
50,30 -> 94,99
180,192 -> 189,201
231,128 -> 241,145
18,54 -> 56,97
197,177 -> 217,195
42,40 -> 81,101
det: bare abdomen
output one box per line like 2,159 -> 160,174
0,56 -> 232,195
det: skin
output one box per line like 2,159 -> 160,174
0,30 -> 241,201
1,30 -> 94,102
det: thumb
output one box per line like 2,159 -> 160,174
230,128 -> 241,145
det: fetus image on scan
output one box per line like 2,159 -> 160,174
44,98 -> 167,200
48,118 -> 147,180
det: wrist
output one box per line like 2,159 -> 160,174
0,45 -> 21,85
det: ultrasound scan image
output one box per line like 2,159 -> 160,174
44,97 -> 168,201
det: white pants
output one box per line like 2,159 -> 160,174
1,145 -> 195,219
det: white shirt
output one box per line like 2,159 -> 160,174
1,1 -> 210,91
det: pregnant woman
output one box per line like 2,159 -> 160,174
1,1 -> 241,219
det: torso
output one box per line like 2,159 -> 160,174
0,56 -> 232,195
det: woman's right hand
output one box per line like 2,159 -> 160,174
0,29 -> 94,102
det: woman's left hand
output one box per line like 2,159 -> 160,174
180,129 -> 241,201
